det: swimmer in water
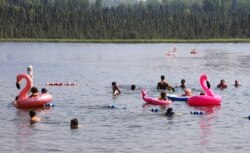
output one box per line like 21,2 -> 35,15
234,80 -> 241,88
165,107 -> 175,117
181,88 -> 192,97
112,82 -> 121,95
157,75 -> 174,92
180,79 -> 186,89
29,110 -> 41,124
217,79 -> 228,89
70,118 -> 78,129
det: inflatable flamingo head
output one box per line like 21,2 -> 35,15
200,74 -> 214,96
16,73 -> 33,90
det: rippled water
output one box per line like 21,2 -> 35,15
0,42 -> 250,153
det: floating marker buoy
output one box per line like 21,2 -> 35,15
107,105 -> 116,109
190,111 -> 203,115
44,103 -> 55,107
151,108 -> 159,112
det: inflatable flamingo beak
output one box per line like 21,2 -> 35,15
206,81 -> 211,89
16,82 -> 20,89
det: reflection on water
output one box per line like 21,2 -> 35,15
1,43 -> 250,152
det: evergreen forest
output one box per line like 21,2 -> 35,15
0,0 -> 250,39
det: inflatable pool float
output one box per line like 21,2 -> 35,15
141,89 -> 172,105
14,73 -> 53,109
167,94 -> 188,102
188,74 -> 222,106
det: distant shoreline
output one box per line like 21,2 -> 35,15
1,38 -> 250,43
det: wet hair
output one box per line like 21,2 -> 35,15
161,75 -> 165,80
70,118 -> 78,129
29,110 -> 36,118
165,107 -> 175,117
112,82 -> 116,86
131,84 -> 136,90
181,79 -> 185,84
30,87 -> 38,94
41,88 -> 48,93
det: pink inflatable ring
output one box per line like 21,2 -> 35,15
142,89 -> 172,106
14,73 -> 53,109
188,74 -> 222,106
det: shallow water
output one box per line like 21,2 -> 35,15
0,42 -> 250,153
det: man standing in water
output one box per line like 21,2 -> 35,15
157,75 -> 174,92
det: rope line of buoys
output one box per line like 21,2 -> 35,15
46,82 -> 78,86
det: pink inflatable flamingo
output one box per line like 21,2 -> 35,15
188,74 -> 222,106
13,73 -> 52,108
141,89 -> 172,105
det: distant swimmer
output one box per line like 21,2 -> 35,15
166,47 -> 176,56
180,79 -> 186,89
190,49 -> 198,54
112,82 -> 121,95
234,80 -> 241,88
217,79 -> 228,89
131,84 -> 136,90
70,118 -> 79,129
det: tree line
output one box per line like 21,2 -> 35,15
0,0 -> 250,39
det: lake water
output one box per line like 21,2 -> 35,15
0,42 -> 250,153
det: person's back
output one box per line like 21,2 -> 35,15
157,75 -> 169,90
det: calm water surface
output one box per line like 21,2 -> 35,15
0,43 -> 250,153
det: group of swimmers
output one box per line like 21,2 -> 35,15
29,110 -> 78,128
166,47 -> 198,57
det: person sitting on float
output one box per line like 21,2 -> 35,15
29,87 -> 39,98
181,88 -> 192,97
217,79 -> 228,89
158,92 -> 168,101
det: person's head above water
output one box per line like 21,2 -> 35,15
31,87 -> 38,94
165,107 -> 175,117
131,84 -> 136,90
161,75 -> 165,81
181,79 -> 185,84
29,110 -> 36,118
70,118 -> 78,129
